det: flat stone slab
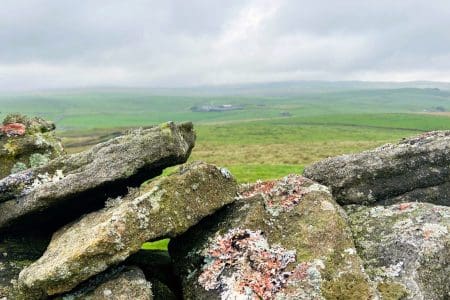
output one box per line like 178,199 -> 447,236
0,122 -> 195,232
17,161 -> 237,299
304,131 -> 450,205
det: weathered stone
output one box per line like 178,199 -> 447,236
0,235 -> 50,299
382,181 -> 450,207
17,161 -> 237,298
0,114 -> 64,180
126,250 -> 180,297
170,175 -> 376,299
151,279 -> 177,300
346,202 -> 450,300
0,121 -> 195,232
303,131 -> 450,205
55,266 -> 153,300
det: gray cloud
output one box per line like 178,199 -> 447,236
0,0 -> 449,90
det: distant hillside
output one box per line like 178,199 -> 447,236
1,84 -> 449,130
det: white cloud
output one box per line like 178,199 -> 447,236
0,0 -> 449,90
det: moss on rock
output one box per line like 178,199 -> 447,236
321,273 -> 373,300
0,114 -> 64,180
170,175 -> 376,299
377,281 -> 408,300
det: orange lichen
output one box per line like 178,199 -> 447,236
240,175 -> 311,214
0,123 -> 26,137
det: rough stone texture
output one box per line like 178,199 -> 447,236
170,175 -> 376,300
126,250 -> 181,298
151,279 -> 178,300
346,202 -> 450,300
303,131 -> 450,205
0,235 -> 50,299
55,266 -> 153,300
0,114 -> 64,180
17,161 -> 237,299
0,121 -> 195,232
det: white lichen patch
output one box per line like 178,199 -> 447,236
304,183 -> 331,194
344,248 -> 357,256
220,167 -> 233,179
22,169 -> 65,194
348,202 -> 449,300
105,196 -> 123,208
129,185 -> 166,230
422,223 -> 448,240
134,185 -> 165,213
368,206 -> 395,218
381,262 -> 404,278
320,200 -> 335,212
198,228 -> 297,299
276,259 -> 325,300
103,288 -> 112,297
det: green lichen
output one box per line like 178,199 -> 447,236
29,153 -> 50,168
321,273 -> 372,300
159,122 -> 174,137
4,140 -> 19,155
377,282 -> 408,300
11,162 -> 28,174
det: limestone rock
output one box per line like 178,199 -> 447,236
170,175 -> 375,299
303,131 -> 450,205
0,122 -> 195,232
55,266 -> 153,300
346,202 -> 450,300
17,161 -> 237,299
0,114 -> 64,180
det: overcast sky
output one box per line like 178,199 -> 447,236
0,0 -> 449,90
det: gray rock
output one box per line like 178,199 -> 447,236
0,114 -> 64,180
0,235 -> 49,299
170,175 -> 376,299
17,161 -> 237,299
55,266 -> 153,300
151,279 -> 177,300
0,122 -> 195,232
346,202 -> 450,300
126,250 -> 180,297
303,131 -> 450,205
